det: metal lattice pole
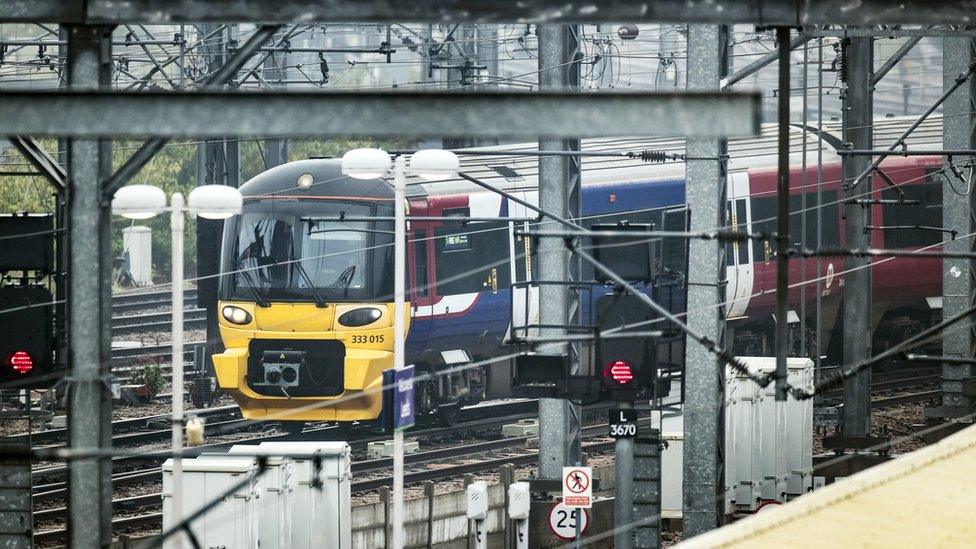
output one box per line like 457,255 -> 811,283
934,35 -> 976,419
536,23 -> 583,481
66,23 -> 114,549
840,36 -> 874,440
682,23 -> 728,536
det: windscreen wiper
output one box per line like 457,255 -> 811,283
329,265 -> 356,289
329,265 -> 356,300
293,260 -> 329,308
237,267 -> 270,308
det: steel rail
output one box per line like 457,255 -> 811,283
32,427 -> 618,542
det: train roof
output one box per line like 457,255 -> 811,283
403,114 -> 944,197
239,158 -> 393,200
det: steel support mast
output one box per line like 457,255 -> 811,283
263,27 -> 288,167
682,24 -> 728,536
774,27 -> 792,401
838,36 -> 874,442
932,36 -> 976,421
536,24 -> 583,480
66,23 -> 114,548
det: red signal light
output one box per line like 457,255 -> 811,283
7,351 -> 33,375
603,360 -> 634,386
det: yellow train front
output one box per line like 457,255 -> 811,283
211,159 -> 401,426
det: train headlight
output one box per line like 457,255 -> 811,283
337,307 -> 383,327
221,305 -> 252,325
297,173 -> 314,191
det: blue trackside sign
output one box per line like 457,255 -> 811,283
394,364 -> 415,430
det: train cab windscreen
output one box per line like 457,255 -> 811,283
222,200 -> 394,303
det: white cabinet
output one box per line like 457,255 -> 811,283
227,446 -> 293,549
121,226 -> 152,285
725,366 -> 764,511
786,359 -> 814,498
256,441 -> 352,549
162,456 -> 259,549
725,357 -> 814,509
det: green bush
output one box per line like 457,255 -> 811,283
129,363 -> 165,395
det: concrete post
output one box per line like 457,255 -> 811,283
536,24 -> 582,480
682,24 -> 728,537
0,439 -> 31,547
841,37 -> 874,439
633,431 -> 662,549
66,23 -> 114,549
613,402 -> 635,549
935,37 -> 976,419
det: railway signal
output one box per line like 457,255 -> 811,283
595,293 -> 658,402
0,287 -> 55,387
0,214 -> 57,388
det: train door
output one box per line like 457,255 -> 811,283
725,172 -> 754,318
428,215 -> 512,355
407,221 -> 433,353
507,192 -> 538,341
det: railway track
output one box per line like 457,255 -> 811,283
112,309 -> 207,336
111,341 -> 201,368
33,405 -> 613,544
29,400 -> 542,492
27,337 -> 947,544
24,407 -> 245,452
871,390 -> 940,409
821,366 -> 941,406
28,370 -> 946,544
111,289 -> 197,314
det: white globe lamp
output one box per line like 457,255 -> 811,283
188,184 -> 243,219
111,184 -> 167,219
341,148 -> 392,180
409,149 -> 460,181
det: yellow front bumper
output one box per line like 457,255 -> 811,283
213,346 -> 392,422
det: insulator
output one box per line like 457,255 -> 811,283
839,37 -> 851,83
319,53 -> 330,82
637,150 -> 669,163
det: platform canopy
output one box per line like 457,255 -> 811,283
678,424 -> 976,548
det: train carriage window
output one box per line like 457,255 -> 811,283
881,172 -> 943,248
750,196 -> 776,257
434,221 -> 512,295
735,199 -> 749,265
442,207 -> 470,224
514,225 -> 529,283
751,191 -> 840,258
661,207 -> 689,277
412,229 -> 429,297
725,202 -> 735,267
814,191 -> 841,248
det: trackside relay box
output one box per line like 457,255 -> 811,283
467,481 -> 489,519
162,455 -> 260,549
254,441 -> 352,549
226,445 -> 293,549
163,442 -> 351,549
508,482 -> 531,519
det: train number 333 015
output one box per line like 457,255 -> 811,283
350,334 -> 385,344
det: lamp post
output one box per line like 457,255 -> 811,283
112,183 -> 242,545
342,148 -> 458,549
